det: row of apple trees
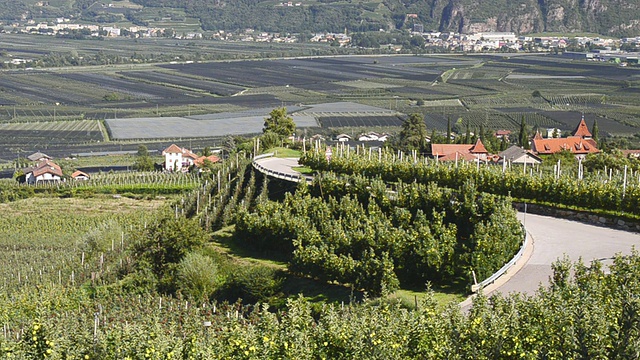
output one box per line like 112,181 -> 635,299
300,149 -> 640,215
235,172 -> 523,295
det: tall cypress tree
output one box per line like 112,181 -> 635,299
446,117 -> 452,144
518,116 -> 528,149
465,121 -> 471,144
592,118 -> 599,143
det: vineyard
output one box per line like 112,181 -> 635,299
0,171 -> 202,202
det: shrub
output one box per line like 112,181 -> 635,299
221,265 -> 284,303
177,252 -> 223,301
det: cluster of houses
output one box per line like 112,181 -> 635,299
336,132 -> 389,142
161,144 -> 220,172
10,117 -> 622,186
18,143 -> 220,185
430,117 -> 599,165
19,20 -> 168,38
21,152 -> 89,185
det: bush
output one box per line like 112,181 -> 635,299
177,252 -> 223,301
130,212 -> 209,294
220,265 -> 284,303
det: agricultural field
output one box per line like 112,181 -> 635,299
0,44 -> 638,155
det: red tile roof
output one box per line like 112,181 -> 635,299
573,116 -> 592,138
162,144 -> 199,160
162,144 -> 183,154
469,139 -> 488,153
71,170 -> 90,179
431,139 -> 488,157
438,151 -> 478,162
531,136 -> 599,155
30,160 -> 63,178
194,155 -> 221,167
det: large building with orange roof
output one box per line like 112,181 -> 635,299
530,116 -> 599,159
431,138 -> 489,162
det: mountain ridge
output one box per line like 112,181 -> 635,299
0,0 -> 638,37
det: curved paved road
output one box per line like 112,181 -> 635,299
255,157 -> 302,176
255,157 -> 640,296
486,212 -> 640,296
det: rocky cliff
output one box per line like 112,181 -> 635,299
430,0 -> 639,36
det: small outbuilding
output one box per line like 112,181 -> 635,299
499,146 -> 542,165
71,170 -> 91,181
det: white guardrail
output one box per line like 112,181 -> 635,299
471,225 -> 529,293
252,153 -> 304,183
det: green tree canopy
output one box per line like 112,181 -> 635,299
263,107 -> 296,139
398,113 -> 427,152
133,144 -> 154,171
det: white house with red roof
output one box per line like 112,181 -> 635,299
162,144 -> 220,172
25,160 -> 63,184
162,144 -> 200,172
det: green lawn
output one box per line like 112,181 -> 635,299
266,147 -> 302,158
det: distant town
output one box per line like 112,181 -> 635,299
2,15 -> 640,66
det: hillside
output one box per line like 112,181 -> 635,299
0,0 -> 638,36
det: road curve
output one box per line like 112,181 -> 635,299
486,212 -> 640,296
254,157 -> 640,296
255,157 -> 302,176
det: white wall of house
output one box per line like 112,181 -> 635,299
26,172 -> 61,184
165,152 -> 182,171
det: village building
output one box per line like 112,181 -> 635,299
494,130 -> 511,139
24,160 -> 63,184
430,138 -> 489,162
499,145 -> 542,165
357,132 -> 389,142
162,144 -> 220,172
530,116 -> 599,159
27,152 -> 52,162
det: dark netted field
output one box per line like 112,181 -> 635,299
0,51 -> 639,158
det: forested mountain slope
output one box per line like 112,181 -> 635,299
1,0 -> 638,36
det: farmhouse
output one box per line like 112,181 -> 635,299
162,144 -> 221,172
431,139 -> 489,162
162,144 -> 200,172
494,130 -> 511,139
499,145 -> 542,165
531,117 -> 599,159
25,160 -> 63,185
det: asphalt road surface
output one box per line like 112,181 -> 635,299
488,212 -> 640,296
